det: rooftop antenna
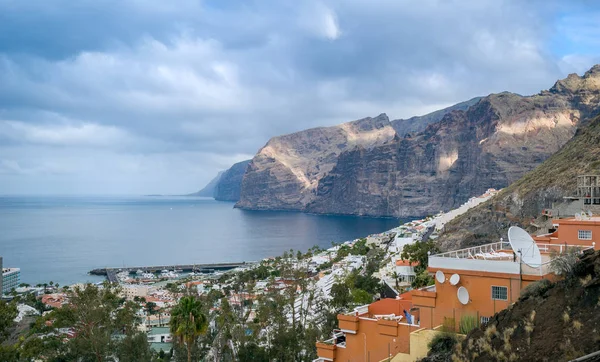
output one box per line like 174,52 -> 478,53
435,270 -> 446,284
508,226 -> 542,267
449,274 -> 460,286
457,286 -> 470,305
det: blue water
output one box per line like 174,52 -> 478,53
0,196 -> 404,285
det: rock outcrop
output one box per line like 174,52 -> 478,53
236,65 -> 600,217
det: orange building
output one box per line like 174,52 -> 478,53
316,295 -> 418,362
316,216 -> 599,362
533,215 -> 600,249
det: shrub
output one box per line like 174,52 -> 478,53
459,315 -> 479,335
428,332 -> 458,355
442,317 -> 456,333
412,270 -> 435,288
550,247 -> 580,277
520,279 -> 552,299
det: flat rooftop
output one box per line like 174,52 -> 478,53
428,241 -> 592,276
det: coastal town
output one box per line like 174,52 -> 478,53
1,189 -> 500,358
2,181 -> 600,361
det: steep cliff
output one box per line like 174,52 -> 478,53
214,160 -> 251,202
436,111 -> 600,251
237,65 -> 600,217
191,160 -> 250,201
391,97 -> 482,137
236,114 -> 396,210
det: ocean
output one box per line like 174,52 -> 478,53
0,196 -> 404,285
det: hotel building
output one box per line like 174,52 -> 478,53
2,267 -> 21,295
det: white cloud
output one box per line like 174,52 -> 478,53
299,2 -> 341,40
0,0 -> 597,194
0,120 -> 131,148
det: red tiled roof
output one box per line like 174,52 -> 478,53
396,259 -> 419,267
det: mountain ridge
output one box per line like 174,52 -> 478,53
390,96 -> 482,137
435,112 -> 600,251
194,65 -> 600,218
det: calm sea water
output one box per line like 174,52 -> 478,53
0,196 -> 404,285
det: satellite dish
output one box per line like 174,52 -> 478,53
575,213 -> 581,220
450,274 -> 460,285
508,226 -> 542,267
457,287 -> 469,305
588,211 -> 594,218
435,270 -> 446,284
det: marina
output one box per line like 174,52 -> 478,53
89,262 -> 251,283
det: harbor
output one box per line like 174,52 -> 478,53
89,262 -> 251,283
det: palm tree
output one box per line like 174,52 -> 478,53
392,271 -> 400,291
170,296 -> 208,362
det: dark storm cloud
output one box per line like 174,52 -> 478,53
0,0 -> 599,194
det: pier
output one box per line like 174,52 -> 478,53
89,262 -> 251,283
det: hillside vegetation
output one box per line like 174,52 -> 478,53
454,249 -> 600,361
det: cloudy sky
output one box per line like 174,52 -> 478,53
1,0 -> 599,195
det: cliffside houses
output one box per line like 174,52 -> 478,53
316,213 -> 599,362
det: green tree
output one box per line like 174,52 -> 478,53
117,332 -> 153,362
170,296 -> 208,362
351,289 -> 372,304
351,238 -> 370,255
412,269 -> 435,288
392,271 -> 400,290
145,301 -> 158,316
51,283 -> 141,362
238,342 -> 269,362
0,300 -> 17,342
400,240 -> 440,274
400,239 -> 440,288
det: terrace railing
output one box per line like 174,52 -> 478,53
430,241 -> 512,259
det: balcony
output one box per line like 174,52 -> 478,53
337,314 -> 359,333
316,340 -> 336,361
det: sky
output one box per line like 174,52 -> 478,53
1,0 -> 599,195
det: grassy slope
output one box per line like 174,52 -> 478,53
436,114 -> 600,251
454,249 -> 600,361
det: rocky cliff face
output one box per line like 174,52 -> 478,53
214,160 -> 251,202
436,112 -> 600,251
237,65 -> 600,217
391,97 -> 482,137
235,114 -> 396,210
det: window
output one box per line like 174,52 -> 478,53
491,286 -> 508,301
578,230 -> 592,240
